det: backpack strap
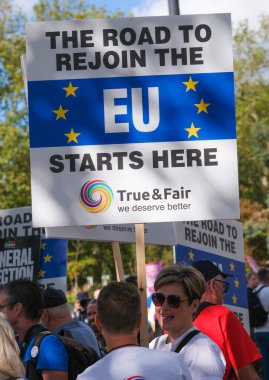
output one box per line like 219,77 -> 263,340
192,301 -> 215,321
23,330 -> 51,380
31,330 -> 52,362
30,331 -> 52,377
20,324 -> 47,359
174,330 -> 200,353
253,285 -> 269,316
58,328 -> 74,339
254,285 -> 268,296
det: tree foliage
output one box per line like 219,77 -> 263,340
67,238 -> 173,294
33,0 -> 124,21
0,0 -> 30,209
233,17 -> 269,263
233,16 -> 269,205
240,199 -> 269,263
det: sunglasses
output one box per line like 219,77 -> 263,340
152,292 -> 189,309
214,279 -> 229,293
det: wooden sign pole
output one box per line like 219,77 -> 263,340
112,241 -> 125,281
135,223 -> 149,347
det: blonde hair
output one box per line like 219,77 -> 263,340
0,313 -> 25,379
154,265 -> 206,302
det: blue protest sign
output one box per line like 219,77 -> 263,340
174,220 -> 249,330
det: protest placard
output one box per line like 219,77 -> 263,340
0,236 -> 40,284
45,222 -> 177,245
174,220 -> 250,330
26,14 -> 239,227
0,207 -> 67,291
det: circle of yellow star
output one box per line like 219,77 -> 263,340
234,278 -> 240,288
38,269 -> 46,278
53,105 -> 69,120
194,98 -> 211,114
182,76 -> 199,92
44,253 -> 53,263
188,250 -> 195,261
229,262 -> 235,272
63,82 -> 79,97
64,128 -> 81,144
40,242 -> 46,250
232,294 -> 237,304
184,122 -> 201,138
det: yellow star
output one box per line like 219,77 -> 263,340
182,76 -> 199,92
188,250 -> 195,261
40,242 -> 46,250
53,105 -> 69,120
44,253 -> 52,263
185,122 -> 201,138
63,82 -> 79,97
232,294 -> 237,304
64,128 -> 81,144
234,278 -> 240,288
38,269 -> 46,278
230,262 -> 235,272
194,98 -> 211,114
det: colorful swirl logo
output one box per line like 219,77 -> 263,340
80,180 -> 113,214
125,377 -> 145,380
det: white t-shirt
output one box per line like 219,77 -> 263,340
77,345 -> 192,380
150,326 -> 226,380
254,284 -> 269,333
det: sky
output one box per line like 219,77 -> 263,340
14,0 -> 269,30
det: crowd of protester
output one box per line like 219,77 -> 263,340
0,262 -> 268,379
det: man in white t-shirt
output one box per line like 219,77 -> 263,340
254,267 -> 269,379
77,281 -> 192,380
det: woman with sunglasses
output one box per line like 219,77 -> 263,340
149,265 -> 226,380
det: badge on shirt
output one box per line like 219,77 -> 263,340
31,345 -> 39,358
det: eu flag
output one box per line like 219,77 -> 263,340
28,72 -> 236,148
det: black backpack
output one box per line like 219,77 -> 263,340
25,329 -> 99,380
248,285 -> 268,328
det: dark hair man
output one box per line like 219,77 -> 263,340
0,279 -> 68,380
253,267 -> 269,379
192,260 -> 262,380
77,281 -> 192,380
41,288 -> 100,355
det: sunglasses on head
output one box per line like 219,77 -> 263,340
152,292 -> 190,309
